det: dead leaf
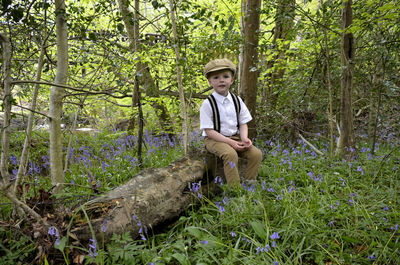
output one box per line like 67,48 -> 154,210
73,254 -> 85,264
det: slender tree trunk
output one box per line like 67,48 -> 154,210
117,0 -> 173,133
336,0 -> 355,158
0,33 -> 12,187
14,42 -> 46,193
239,0 -> 262,139
50,0 -> 68,192
262,0 -> 295,109
0,33 -> 47,223
169,0 -> 188,153
136,78 -> 144,167
319,0 -> 335,157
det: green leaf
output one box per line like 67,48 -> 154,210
54,237 -> 67,252
250,221 -> 267,240
185,226 -> 202,238
172,253 -> 190,265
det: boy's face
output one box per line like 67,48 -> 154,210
207,70 -> 234,97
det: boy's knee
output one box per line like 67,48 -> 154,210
251,147 -> 263,162
221,149 -> 238,162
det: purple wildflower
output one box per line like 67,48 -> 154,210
102,219 -> 107,232
270,232 -> 280,240
200,240 -> 208,245
215,202 -> 225,213
215,176 -> 223,186
230,232 -> 237,237
88,238 -> 98,257
190,181 -> 202,199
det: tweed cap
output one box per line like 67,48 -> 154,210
203,58 -> 236,77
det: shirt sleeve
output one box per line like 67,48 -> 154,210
200,99 -> 214,133
238,96 -> 252,125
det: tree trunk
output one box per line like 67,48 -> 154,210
50,0 -> 69,193
0,33 -> 47,224
336,0 -> 355,158
14,41 -> 46,192
117,0 -> 173,134
70,150 -> 247,242
239,0 -> 262,139
169,0 -> 189,153
0,32 -> 12,187
319,0 -> 335,158
262,0 -> 295,109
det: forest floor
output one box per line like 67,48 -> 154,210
1,129 -> 399,264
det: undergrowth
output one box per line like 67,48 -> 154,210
1,130 -> 399,264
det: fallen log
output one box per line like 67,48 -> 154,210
70,149 -> 246,243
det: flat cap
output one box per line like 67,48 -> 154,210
203,58 -> 236,77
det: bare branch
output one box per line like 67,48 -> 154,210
299,133 -> 324,156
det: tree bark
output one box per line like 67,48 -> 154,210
14,41 -> 46,193
169,0 -> 189,153
50,0 -> 69,193
336,0 -> 355,158
239,0 -> 262,139
70,150 -> 246,242
0,32 -> 12,187
0,32 -> 48,225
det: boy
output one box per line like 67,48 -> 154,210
200,58 -> 263,185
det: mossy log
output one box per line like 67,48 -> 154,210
71,149 -> 246,243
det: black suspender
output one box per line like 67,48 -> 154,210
207,92 -> 241,133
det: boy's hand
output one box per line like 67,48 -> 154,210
240,138 -> 252,149
230,139 -> 246,151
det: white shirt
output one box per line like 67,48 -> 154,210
200,92 -> 252,137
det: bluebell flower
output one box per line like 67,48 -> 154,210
270,232 -> 280,240
48,226 -> 56,236
367,254 -> 375,260
391,224 -> 398,231
200,240 -> 208,245
102,219 -> 107,232
215,176 -> 223,186
230,232 -> 237,237
190,181 -> 202,199
383,206 -> 389,211
215,202 -> 225,213
229,161 -> 236,169
357,166 -> 364,175
88,238 -> 98,257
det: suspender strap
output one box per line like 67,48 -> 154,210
207,92 -> 241,134
207,94 -> 220,132
230,92 -> 241,129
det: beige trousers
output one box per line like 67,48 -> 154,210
205,135 -> 263,185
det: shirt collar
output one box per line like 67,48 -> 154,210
212,91 -> 232,104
